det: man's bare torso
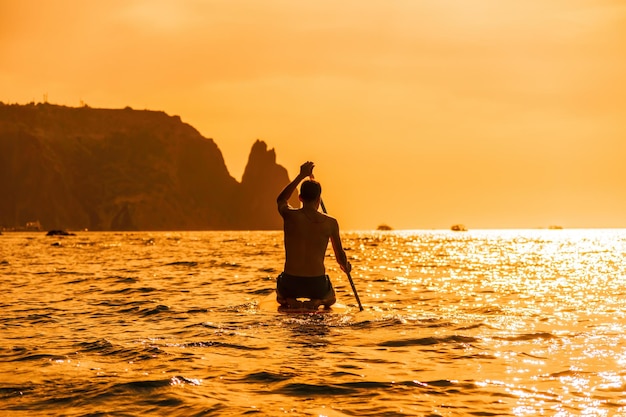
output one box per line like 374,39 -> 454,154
282,208 -> 336,277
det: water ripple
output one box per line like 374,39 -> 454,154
379,335 -> 479,347
1,230 -> 625,416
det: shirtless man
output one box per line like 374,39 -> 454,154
276,161 -> 351,310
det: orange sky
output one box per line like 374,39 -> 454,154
2,0 -> 625,229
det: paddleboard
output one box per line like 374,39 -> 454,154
277,304 -> 349,315
258,291 -> 351,314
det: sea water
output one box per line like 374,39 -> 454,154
1,229 -> 625,416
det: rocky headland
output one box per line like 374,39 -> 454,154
0,102 -> 296,231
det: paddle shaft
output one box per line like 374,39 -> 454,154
311,175 -> 364,311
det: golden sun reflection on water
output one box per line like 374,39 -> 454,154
2,230 -> 625,415
343,229 -> 626,414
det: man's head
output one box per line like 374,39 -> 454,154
299,179 -> 321,203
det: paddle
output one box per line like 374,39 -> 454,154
310,173 -> 364,311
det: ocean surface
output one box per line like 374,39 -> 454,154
1,229 -> 625,416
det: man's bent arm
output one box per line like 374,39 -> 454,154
277,161 -> 314,213
331,220 -> 351,273
277,173 -> 305,207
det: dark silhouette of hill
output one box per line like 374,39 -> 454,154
0,102 -> 294,231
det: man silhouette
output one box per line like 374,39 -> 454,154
275,161 -> 351,309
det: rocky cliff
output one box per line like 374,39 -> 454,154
0,102 -> 293,231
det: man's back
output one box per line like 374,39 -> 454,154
281,208 -> 337,277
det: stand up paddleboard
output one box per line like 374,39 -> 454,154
277,303 -> 350,315
258,291 -> 351,314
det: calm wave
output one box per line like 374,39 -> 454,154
1,229 -> 625,416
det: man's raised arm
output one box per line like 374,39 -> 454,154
276,161 -> 315,214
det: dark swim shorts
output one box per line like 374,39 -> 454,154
276,272 -> 334,299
